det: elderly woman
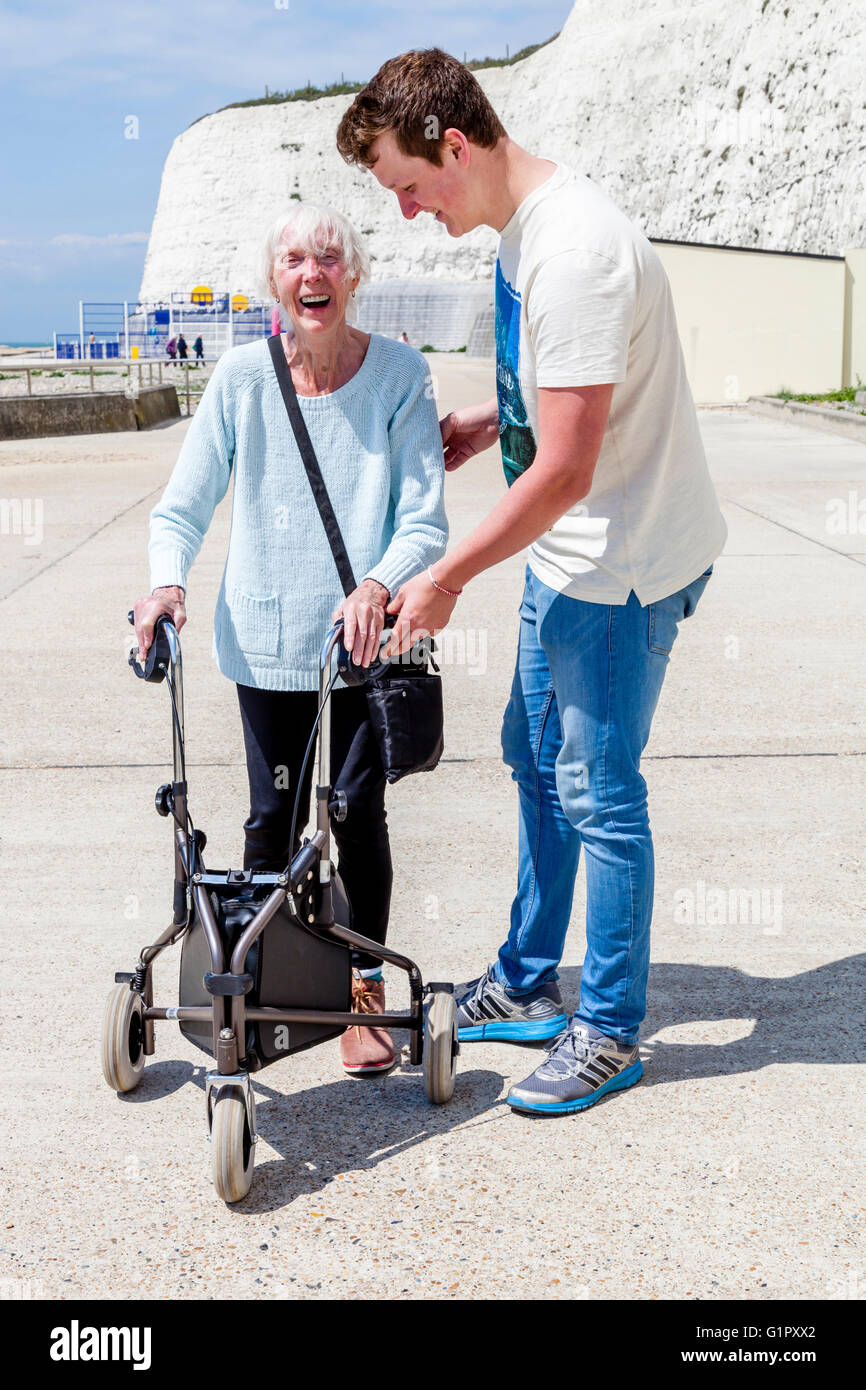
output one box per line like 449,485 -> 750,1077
133,203 -> 447,1077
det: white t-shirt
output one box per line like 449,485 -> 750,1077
496,162 -> 727,605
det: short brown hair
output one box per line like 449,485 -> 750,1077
336,48 -> 506,168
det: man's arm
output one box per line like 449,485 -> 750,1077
384,381 -> 614,651
440,382 -> 612,588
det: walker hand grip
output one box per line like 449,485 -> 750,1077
128,610 -> 173,684
337,613 -> 396,686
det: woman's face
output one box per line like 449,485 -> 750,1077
270,231 -> 359,337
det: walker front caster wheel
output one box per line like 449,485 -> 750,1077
424,991 -> 458,1104
211,1090 -> 255,1203
101,984 -> 145,1093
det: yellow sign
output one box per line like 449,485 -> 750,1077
231,294 -> 249,313
191,285 -> 213,305
131,346 -> 139,359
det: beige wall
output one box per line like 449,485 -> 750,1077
653,242 -> 849,404
842,249 -> 866,393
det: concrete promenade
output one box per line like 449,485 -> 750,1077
0,354 -> 863,1300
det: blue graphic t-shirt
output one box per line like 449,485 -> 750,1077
495,260 -> 537,487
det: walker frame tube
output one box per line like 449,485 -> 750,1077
132,620 -> 427,1074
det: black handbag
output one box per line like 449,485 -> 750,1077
267,334 -> 444,784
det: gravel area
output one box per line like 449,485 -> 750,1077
0,363 -> 215,398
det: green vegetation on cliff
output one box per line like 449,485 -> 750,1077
201,36 -> 559,119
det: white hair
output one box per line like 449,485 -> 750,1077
258,203 -> 370,318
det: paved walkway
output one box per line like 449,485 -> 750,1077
0,357 -> 863,1300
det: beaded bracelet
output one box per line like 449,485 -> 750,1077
428,566 -> 463,598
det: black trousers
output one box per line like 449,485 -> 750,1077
235,683 -> 391,970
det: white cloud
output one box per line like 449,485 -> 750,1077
0,231 -> 149,283
50,232 -> 149,249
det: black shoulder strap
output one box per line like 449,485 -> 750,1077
267,333 -> 356,597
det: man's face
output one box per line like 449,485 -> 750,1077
368,129 -> 474,236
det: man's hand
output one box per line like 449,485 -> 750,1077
382,571 -> 457,658
134,586 -> 186,663
333,577 -> 390,666
440,395 -> 500,472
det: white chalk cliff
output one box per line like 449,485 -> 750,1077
139,0 -> 864,301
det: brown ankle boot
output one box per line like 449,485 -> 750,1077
340,971 -> 396,1076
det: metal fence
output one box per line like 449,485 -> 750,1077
0,359 -> 214,416
54,296 -> 276,363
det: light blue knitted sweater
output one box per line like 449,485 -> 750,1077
148,334 -> 448,690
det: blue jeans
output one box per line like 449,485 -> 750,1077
497,564 -> 713,1044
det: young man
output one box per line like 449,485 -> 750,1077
336,50 -> 727,1116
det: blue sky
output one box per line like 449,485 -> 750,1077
0,0 -> 571,342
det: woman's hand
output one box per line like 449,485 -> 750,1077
133,586 -> 187,663
440,396 -> 500,473
333,578 -> 389,667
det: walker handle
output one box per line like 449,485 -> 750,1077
127,610 -> 175,684
336,613 -> 396,686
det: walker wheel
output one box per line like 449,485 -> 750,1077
211,1090 -> 255,1203
101,984 -> 145,1093
424,991 -> 458,1104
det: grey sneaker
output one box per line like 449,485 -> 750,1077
507,1021 -> 643,1113
455,964 -> 567,1043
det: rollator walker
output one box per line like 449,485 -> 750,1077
101,613 -> 459,1203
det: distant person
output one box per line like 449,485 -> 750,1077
338,48 -> 727,1116
193,335 -> 204,363
166,336 -> 177,364
400,330 -> 411,345
177,334 -> 188,361
88,331 -> 96,358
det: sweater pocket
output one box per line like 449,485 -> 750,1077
226,589 -> 281,659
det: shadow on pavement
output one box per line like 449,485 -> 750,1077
121,1048 -> 505,1212
115,955 -> 863,1198
240,1065 -> 506,1211
558,953 -> 865,1082
118,1058 -> 205,1103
